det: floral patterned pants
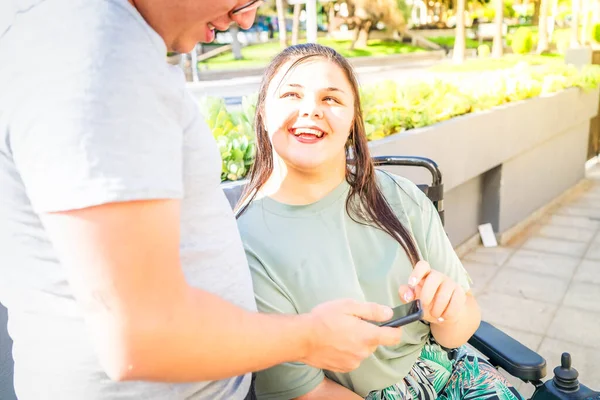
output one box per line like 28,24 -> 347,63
366,340 -> 525,400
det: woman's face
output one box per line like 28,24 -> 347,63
263,58 -> 356,174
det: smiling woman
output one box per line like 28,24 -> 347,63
236,44 -> 421,266
234,44 -> 523,400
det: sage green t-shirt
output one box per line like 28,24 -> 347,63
237,170 -> 471,400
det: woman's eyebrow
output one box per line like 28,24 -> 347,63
324,87 -> 345,94
283,83 -> 346,94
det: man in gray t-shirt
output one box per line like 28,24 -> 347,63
0,1 -> 404,399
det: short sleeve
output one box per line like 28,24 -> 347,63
9,3 -> 184,213
420,195 -> 472,292
246,251 -> 325,400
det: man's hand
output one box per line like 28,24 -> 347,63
398,261 -> 467,325
300,299 -> 403,372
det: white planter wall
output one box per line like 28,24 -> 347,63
368,87 -> 600,245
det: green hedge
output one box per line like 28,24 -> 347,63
593,23 -> 600,43
511,27 -> 534,54
200,62 -> 600,182
199,95 -> 257,182
477,44 -> 491,58
506,27 -> 570,54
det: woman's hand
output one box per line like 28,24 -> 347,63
398,261 -> 467,325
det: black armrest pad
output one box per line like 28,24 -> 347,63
468,321 -> 546,382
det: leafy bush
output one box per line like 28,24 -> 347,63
507,27 -> 568,53
593,23 -> 600,43
198,95 -> 257,181
511,27 -> 534,54
482,7 -> 495,21
504,0 -> 517,18
361,80 -> 473,140
478,44 -> 491,58
200,62 -> 600,182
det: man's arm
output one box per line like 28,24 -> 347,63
41,199 -> 402,382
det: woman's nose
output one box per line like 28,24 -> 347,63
299,98 -> 323,119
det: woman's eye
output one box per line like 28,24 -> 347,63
281,92 -> 300,99
324,96 -> 341,104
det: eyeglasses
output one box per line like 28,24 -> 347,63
230,0 -> 264,16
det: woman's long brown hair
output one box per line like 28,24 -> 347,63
235,43 -> 421,266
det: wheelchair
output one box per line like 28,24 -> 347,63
371,155 -> 600,400
224,155 -> 600,400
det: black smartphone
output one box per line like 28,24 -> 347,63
373,299 -> 424,328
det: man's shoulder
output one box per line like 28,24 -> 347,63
2,0 -> 183,114
5,0 -> 166,69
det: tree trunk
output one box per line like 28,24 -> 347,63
276,0 -> 287,48
328,4 -> 336,33
571,0 -> 581,47
351,20 -> 372,49
453,0 -> 466,63
292,3 -> 302,45
537,0 -> 550,52
549,0 -> 559,42
230,24 -> 243,60
533,0 -> 541,25
492,0 -> 504,57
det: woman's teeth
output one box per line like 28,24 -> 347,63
208,23 -> 216,31
292,128 -> 324,138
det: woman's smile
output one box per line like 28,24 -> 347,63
289,126 -> 327,143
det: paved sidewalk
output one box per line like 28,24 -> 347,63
460,162 -> 600,395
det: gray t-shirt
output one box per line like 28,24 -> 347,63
0,0 -> 257,399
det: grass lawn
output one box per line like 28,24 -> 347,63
430,53 -> 564,73
428,36 -> 492,49
198,38 -> 426,70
